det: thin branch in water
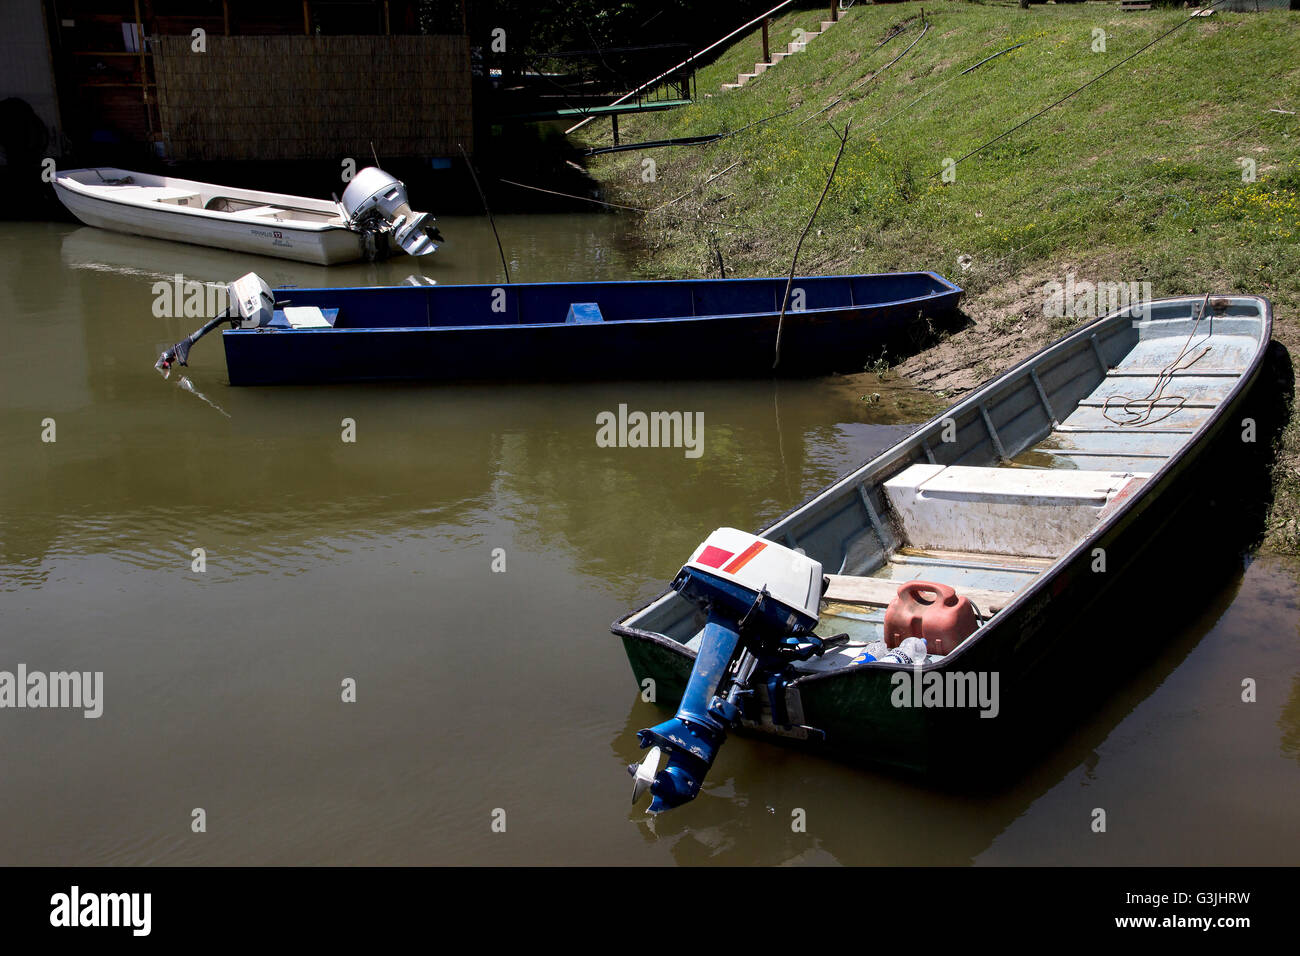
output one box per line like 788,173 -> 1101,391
459,143 -> 511,284
773,121 -> 851,370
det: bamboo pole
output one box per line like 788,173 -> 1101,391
459,143 -> 510,284
773,122 -> 850,370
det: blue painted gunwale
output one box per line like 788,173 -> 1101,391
219,271 -> 962,385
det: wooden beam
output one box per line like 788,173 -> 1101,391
823,574 -> 1016,616
133,0 -> 151,130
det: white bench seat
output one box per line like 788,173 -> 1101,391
107,185 -> 203,205
883,464 -> 1149,559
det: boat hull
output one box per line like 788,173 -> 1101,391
613,295 -> 1276,775
55,182 -> 364,265
221,303 -> 954,385
217,273 -> 963,385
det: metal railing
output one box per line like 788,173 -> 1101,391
563,0 -> 803,134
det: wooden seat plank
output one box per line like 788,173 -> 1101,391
823,574 -> 1018,615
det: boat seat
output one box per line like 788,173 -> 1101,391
111,185 -> 202,206
823,573 -> 1015,615
883,464 -> 1149,559
267,307 -> 338,330
566,302 -> 604,324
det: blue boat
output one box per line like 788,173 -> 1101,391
157,271 -> 962,385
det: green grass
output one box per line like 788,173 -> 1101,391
581,2 -> 1300,554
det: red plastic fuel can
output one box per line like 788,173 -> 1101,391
884,581 -> 978,656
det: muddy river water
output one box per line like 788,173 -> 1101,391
1,216 -> 1297,864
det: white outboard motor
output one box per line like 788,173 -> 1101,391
227,272 -> 275,329
340,167 -> 442,258
155,272 -> 276,372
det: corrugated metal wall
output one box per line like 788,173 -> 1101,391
151,34 -> 472,161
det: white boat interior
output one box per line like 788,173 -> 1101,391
57,168 -> 347,227
627,295 -> 1271,676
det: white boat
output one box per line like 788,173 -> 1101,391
53,166 -> 443,266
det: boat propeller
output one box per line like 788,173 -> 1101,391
155,309 -> 230,373
629,746 -> 661,804
627,529 -> 828,813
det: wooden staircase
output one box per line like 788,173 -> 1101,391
722,18 -> 838,90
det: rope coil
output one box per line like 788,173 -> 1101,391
1101,293 -> 1215,427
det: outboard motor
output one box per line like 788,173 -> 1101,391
629,529 -> 828,813
340,167 -> 443,259
155,272 -> 275,371
228,272 -> 276,329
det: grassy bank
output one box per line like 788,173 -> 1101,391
581,2 -> 1300,553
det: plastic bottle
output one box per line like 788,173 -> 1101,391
898,637 -> 929,663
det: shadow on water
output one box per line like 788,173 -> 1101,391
0,375 -> 919,599
611,562 -> 1252,866
1282,673 -> 1300,767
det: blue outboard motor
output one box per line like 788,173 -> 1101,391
629,529 -> 827,812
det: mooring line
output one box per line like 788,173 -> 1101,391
961,41 -> 1028,76
799,19 -> 926,127
976,110 -> 1292,282
498,178 -> 732,226
945,0 -> 1232,173
649,161 -> 744,212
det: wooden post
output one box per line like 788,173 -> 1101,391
222,0 -> 230,35
302,1 -> 311,34
611,113 -> 619,146
831,2 -> 839,23
133,0 -> 152,131
761,19 -> 769,64
383,1 -> 390,34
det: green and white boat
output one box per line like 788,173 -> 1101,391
614,293 -> 1274,802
